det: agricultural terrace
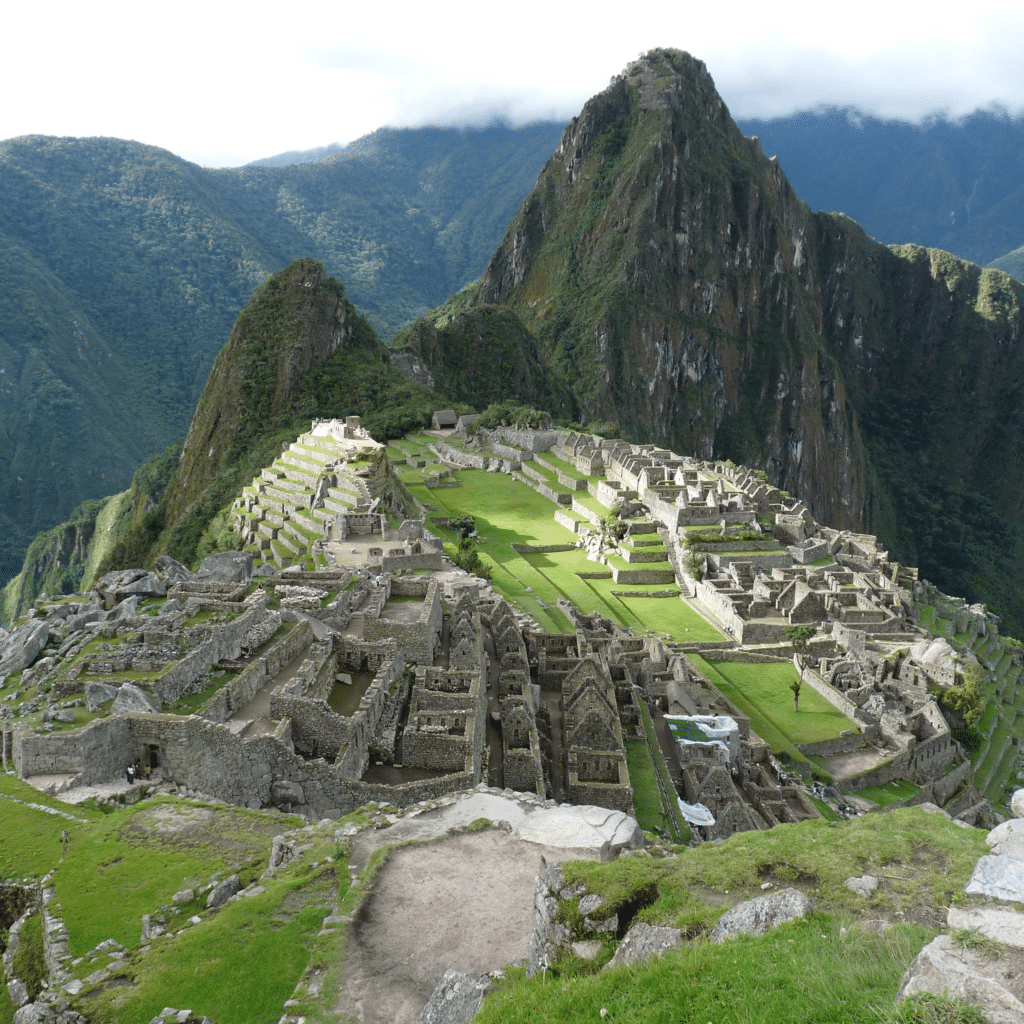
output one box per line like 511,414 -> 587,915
0,774 -> 351,1024
405,466 -> 722,641
686,656 -> 857,763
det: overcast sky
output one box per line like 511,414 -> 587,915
5,0 -> 1024,167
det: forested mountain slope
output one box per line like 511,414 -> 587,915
736,107 -> 1024,275
0,123 -> 563,587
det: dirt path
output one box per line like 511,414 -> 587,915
335,829 -> 571,1024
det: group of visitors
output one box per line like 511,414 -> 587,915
123,759 -> 151,785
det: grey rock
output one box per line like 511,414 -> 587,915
66,608 -> 106,631
417,969 -> 493,1024
96,569 -> 166,603
916,802 -> 951,818
710,888 -> 813,943
1012,789 -> 1024,819
898,934 -> 1024,1024
206,874 -> 241,909
606,923 -> 683,969
85,681 -> 120,712
196,551 -> 253,584
947,906 -> 1024,949
0,620 -> 50,676
844,875 -> 879,898
571,940 -> 604,959
965,854 -> 1024,901
155,555 -> 194,582
578,893 -> 605,916
7,978 -> 29,1007
585,915 -> 618,933
159,599 -> 184,616
171,889 -> 195,905
111,683 -> 161,716
51,709 -> 75,724
987,819 -> 1024,861
13,1003 -> 44,1024
109,595 -> 143,621
270,780 -> 305,808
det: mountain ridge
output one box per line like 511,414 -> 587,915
406,48 -> 1024,633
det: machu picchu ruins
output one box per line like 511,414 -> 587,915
3,415 -> 1014,843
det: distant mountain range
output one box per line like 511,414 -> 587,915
737,107 -> 1024,277
0,123 -> 564,586
3,92 -> 1024,608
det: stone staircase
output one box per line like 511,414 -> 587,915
232,434 -> 371,570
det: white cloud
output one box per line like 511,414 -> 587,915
2,0 -> 1023,166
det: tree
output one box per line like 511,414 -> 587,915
785,625 -> 816,712
449,515 -> 477,541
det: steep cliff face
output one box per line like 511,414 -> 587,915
452,50 -> 870,529
413,48 -> 1024,629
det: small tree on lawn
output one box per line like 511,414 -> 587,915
449,514 -> 477,541
785,625 -> 816,712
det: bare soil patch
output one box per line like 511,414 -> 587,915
335,829 -> 572,1024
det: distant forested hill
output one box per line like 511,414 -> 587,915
0,122 -> 564,586
737,108 -> 1024,275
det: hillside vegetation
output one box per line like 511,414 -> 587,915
0,123 -> 563,590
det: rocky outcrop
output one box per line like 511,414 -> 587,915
898,789 -> 1024,1023
709,888 -> 813,942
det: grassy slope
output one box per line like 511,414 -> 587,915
476,807 -> 987,1024
689,657 -> 854,758
0,775 -> 352,1024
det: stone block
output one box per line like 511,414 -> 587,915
710,888 -> 813,942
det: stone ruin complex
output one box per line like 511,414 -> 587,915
0,418 -> 999,839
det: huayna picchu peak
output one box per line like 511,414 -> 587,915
402,47 -> 1024,637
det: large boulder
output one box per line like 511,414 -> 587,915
85,681 -> 120,712
516,805 -> 642,861
206,874 -> 241,909
270,780 -> 305,808
965,855 -> 1024,902
111,682 -> 161,715
96,569 -> 167,605
418,970 -> 492,1024
987,819 -> 1024,860
156,555 -> 194,581
606,923 -> 683,969
0,620 -> 50,676
1011,789 -> 1024,819
898,934 -> 1024,1024
196,551 -> 253,584
710,888 -> 813,943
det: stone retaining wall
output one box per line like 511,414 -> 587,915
363,579 -> 442,663
201,621 -> 314,724
798,663 -> 859,719
510,543 -> 577,554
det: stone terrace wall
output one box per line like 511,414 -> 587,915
15,715 -> 131,782
363,579 -> 442,663
201,620 -> 314,724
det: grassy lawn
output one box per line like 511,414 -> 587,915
625,740 -> 668,834
52,797 -> 296,956
856,780 -> 921,807
688,657 -> 854,755
407,466 -> 722,639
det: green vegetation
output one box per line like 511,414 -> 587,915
475,807 -> 987,1024
0,775 -> 367,1024
0,123 -> 564,597
689,657 -> 854,756
856,780 -> 921,807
